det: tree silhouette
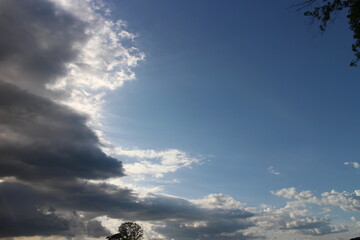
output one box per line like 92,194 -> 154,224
106,222 -> 143,240
297,0 -> 360,66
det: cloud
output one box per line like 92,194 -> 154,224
344,161 -> 360,169
0,0 -> 86,86
191,194 -> 246,210
271,187 -> 360,212
0,0 -> 135,237
46,0 -> 145,123
271,187 -> 298,199
0,82 -> 124,182
86,220 -> 112,238
254,203 -> 348,236
271,187 -> 315,201
267,166 -> 280,175
154,219 -> 258,240
0,182 -> 70,238
321,189 -> 360,212
261,187 -> 358,236
0,178 -> 258,238
145,195 -> 256,240
114,148 -> 201,180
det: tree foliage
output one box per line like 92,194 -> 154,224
299,0 -> 360,66
106,222 -> 143,240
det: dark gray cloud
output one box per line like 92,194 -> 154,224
0,0 -> 87,94
0,181 -> 114,238
0,180 -> 134,238
0,179 -> 256,238
0,182 -> 69,237
86,220 -> 112,238
0,82 -> 124,181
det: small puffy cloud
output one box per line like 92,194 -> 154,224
191,194 -> 246,210
344,161 -> 360,169
267,166 -> 280,175
271,187 -> 316,202
271,187 -> 298,199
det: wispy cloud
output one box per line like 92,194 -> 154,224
344,161 -> 360,169
114,148 -> 202,180
267,166 -> 280,175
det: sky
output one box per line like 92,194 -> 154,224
1,0 -> 360,240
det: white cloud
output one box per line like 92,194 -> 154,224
267,166 -> 280,175
191,193 -> 246,210
271,187 -> 318,204
46,0 -> 144,126
320,190 -> 360,211
113,148 -> 201,180
271,187 -> 297,199
266,187 -> 360,236
344,161 -> 360,169
254,200 -> 348,236
272,187 -> 360,213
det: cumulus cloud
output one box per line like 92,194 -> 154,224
265,188 -> 355,236
254,202 -> 347,236
321,190 -> 360,212
191,194 -> 246,210
271,187 -> 316,201
264,187 -> 360,236
272,187 -> 360,212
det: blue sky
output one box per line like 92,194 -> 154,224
103,0 -> 360,199
1,0 -> 360,239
